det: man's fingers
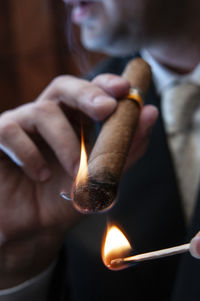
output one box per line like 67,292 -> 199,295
39,75 -> 118,121
0,121 -> 51,182
190,231 -> 200,259
92,73 -> 130,98
0,101 -> 81,179
136,105 -> 159,137
0,74 -> 131,180
32,101 -> 80,177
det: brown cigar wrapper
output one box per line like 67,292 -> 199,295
72,58 -> 152,213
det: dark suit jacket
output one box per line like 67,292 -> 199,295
49,56 -> 200,301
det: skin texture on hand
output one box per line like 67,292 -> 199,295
0,73 -> 158,289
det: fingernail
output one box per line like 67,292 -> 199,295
107,77 -> 127,86
190,236 -> 200,259
39,167 -> 51,182
93,95 -> 116,106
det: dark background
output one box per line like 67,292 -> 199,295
0,0 -> 105,112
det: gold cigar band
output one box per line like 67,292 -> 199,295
126,87 -> 143,109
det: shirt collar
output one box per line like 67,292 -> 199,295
141,49 -> 200,94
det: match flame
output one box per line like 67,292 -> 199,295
101,224 -> 132,271
75,129 -> 88,186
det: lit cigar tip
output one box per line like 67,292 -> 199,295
72,178 -> 117,213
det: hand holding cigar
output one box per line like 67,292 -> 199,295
71,58 -> 152,213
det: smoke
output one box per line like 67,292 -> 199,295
65,8 -> 92,75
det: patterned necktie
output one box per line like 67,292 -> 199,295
161,82 -> 200,222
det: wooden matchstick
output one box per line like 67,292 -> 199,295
110,243 -> 190,268
71,58 -> 152,213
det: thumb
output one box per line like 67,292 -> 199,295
190,231 -> 200,259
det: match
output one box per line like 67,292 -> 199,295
110,243 -> 190,268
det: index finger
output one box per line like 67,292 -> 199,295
38,75 -> 127,121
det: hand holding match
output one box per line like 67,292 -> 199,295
71,58 -> 152,213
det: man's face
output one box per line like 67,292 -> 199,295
64,0 -> 184,55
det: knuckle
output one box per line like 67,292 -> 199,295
50,75 -> 74,95
93,73 -> 116,83
41,75 -> 77,102
93,74 -> 130,98
0,121 -> 18,142
0,110 -> 17,125
78,85 -> 103,104
79,101 -> 104,121
93,73 -> 124,85
51,75 -> 71,87
33,101 -> 57,116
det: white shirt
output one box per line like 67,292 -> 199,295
141,49 -> 200,93
142,49 -> 200,221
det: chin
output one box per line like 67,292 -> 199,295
81,31 -> 141,56
81,27 -> 109,50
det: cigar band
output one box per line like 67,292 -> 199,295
126,87 -> 143,109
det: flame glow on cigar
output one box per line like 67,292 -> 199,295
60,129 -> 89,205
74,129 -> 88,186
101,225 -> 132,271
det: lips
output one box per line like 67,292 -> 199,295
66,1 -> 99,24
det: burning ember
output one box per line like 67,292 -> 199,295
101,224 -> 132,271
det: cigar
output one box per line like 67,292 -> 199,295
72,58 -> 152,213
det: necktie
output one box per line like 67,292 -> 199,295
161,82 -> 200,222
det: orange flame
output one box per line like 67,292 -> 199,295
75,129 -> 88,186
101,224 -> 132,271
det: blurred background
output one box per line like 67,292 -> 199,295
0,0 -> 105,112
